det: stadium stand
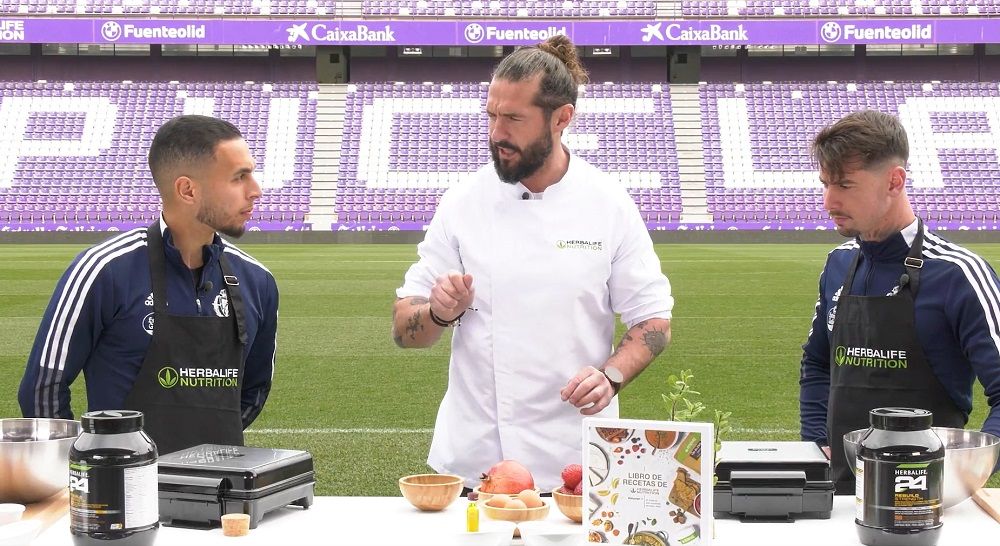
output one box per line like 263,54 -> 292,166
0,0 -> 657,16
701,81 -> 1000,228
681,0 -> 1000,17
0,80 -> 317,231
337,81 -> 681,227
0,0 -> 345,15
6,78 -> 1000,231
362,0 -> 656,17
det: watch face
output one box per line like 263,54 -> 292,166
603,366 -> 624,384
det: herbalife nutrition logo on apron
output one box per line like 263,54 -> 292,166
157,367 -> 179,388
157,365 -> 239,388
835,346 -> 909,369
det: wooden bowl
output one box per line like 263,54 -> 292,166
473,486 -> 541,503
480,501 -> 550,523
398,474 -> 463,511
551,488 -> 583,523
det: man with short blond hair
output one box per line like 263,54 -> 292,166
800,110 -> 1000,494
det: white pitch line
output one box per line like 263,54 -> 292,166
247,427 -> 798,435
247,427 -> 434,434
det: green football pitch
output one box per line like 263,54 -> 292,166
1,242 -> 998,495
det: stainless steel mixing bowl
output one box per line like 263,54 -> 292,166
0,418 -> 81,503
844,427 -> 1000,508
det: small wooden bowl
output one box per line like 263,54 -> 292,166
473,486 -> 541,503
398,474 -> 464,511
480,501 -> 550,523
551,488 -> 583,523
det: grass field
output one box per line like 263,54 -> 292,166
1,243 -> 998,495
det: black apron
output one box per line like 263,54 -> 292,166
827,219 -> 967,494
122,223 -> 249,455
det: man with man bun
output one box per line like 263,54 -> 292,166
392,36 -> 674,490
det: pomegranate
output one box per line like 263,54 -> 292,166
479,460 -> 535,494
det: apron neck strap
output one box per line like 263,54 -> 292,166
900,218 -> 925,296
840,218 -> 925,297
217,248 -> 249,345
145,222 -> 249,345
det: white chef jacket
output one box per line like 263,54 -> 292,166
396,154 -> 674,490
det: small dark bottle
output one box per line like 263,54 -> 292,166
856,408 -> 944,546
70,410 -> 159,546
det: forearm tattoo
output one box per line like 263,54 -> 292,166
642,328 -> 668,357
613,331 -> 633,355
404,296 -> 429,341
614,319 -> 668,358
394,296 -> 431,347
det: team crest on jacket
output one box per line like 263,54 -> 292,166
142,312 -> 155,335
212,289 -> 230,318
827,287 -> 841,331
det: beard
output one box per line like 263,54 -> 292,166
489,130 -> 553,184
197,202 -> 246,238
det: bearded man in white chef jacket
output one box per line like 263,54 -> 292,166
391,35 -> 675,491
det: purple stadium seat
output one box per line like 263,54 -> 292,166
680,0 -> 1000,17
361,0 -> 655,17
701,81 -> 1000,229
338,81 -> 681,229
0,0 -> 344,15
0,80 -> 317,231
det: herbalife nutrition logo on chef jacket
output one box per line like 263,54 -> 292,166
100,20 -> 206,42
556,239 -> 603,251
835,346 -> 909,369
158,366 -> 239,389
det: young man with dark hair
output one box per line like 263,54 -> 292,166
19,115 -> 279,455
800,110 -> 1000,494
392,36 -> 674,490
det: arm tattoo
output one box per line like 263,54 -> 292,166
613,332 -> 633,355
392,304 -> 403,347
642,329 -> 668,357
612,320 -> 648,355
613,319 -> 666,358
394,296 -> 430,346
405,309 -> 424,341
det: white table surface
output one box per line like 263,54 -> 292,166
31,495 -> 998,546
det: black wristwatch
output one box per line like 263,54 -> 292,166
601,366 -> 624,396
